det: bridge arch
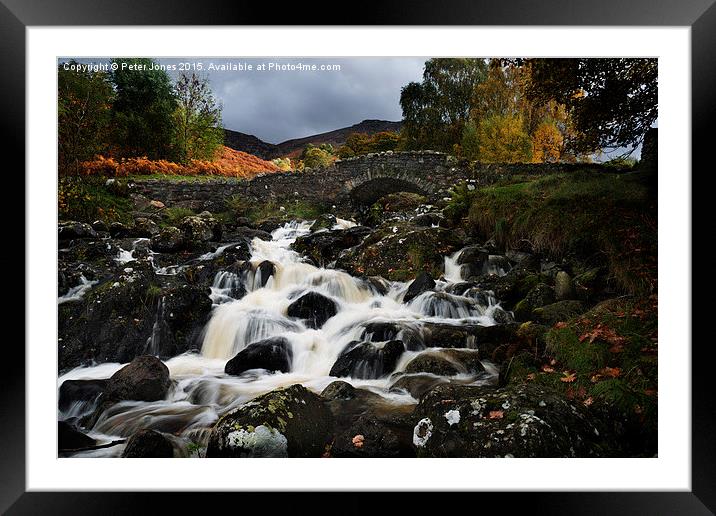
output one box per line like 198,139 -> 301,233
344,169 -> 439,207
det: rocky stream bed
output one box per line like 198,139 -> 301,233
57,192 -> 650,458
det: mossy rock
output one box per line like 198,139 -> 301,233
533,300 -> 585,326
512,283 -> 556,322
310,213 -> 337,232
412,383 -> 613,457
207,384 -> 333,457
335,223 -> 462,281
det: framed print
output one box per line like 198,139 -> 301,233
3,0 -> 711,513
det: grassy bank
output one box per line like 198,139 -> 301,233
450,169 -> 657,296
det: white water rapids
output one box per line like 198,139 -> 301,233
59,219 -> 506,457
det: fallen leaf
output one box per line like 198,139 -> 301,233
488,410 -> 504,419
526,373 -> 536,381
541,365 -> 555,373
554,321 -> 568,329
583,397 -> 594,407
601,367 -> 621,378
560,372 -> 577,383
352,435 -> 365,448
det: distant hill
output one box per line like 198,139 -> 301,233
223,119 -> 403,160
223,129 -> 279,161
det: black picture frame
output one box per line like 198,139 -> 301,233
3,1 -> 710,513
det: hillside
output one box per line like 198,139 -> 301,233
223,129 -> 278,160
223,119 -> 403,159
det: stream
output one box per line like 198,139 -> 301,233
58,219 -> 507,457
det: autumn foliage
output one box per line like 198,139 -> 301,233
79,146 -> 281,179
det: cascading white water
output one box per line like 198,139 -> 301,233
58,275 -> 98,304
443,250 -> 463,283
59,218 -> 506,456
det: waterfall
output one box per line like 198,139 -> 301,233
60,219 -> 506,456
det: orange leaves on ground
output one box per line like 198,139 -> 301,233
600,366 -> 621,378
560,372 -> 577,383
526,373 -> 536,381
352,435 -> 365,449
541,365 -> 555,373
583,397 -> 594,407
579,322 -> 626,352
79,146 -> 281,180
554,321 -> 568,329
488,410 -> 504,419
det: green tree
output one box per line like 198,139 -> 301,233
370,131 -> 400,152
58,62 -> 114,174
400,58 -> 488,151
173,73 -> 223,163
302,146 -> 334,169
476,114 -> 533,163
110,58 -> 177,160
460,120 -> 480,161
524,58 -> 658,153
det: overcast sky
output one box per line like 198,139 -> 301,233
64,57 -> 425,143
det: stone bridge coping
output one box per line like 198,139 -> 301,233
130,148 -> 648,210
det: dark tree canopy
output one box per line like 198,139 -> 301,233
110,58 -> 178,160
524,58 -> 658,154
57,61 -> 114,173
400,58 -> 488,152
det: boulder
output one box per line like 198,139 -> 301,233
331,415 -> 404,458
59,379 -> 107,412
150,226 -> 185,253
223,225 -> 272,242
180,215 -> 215,243
132,217 -> 160,237
292,226 -> 371,265
109,222 -> 131,238
413,212 -> 445,227
554,271 -> 575,301
512,283 -> 556,322
573,267 -> 606,301
121,429 -> 175,458
104,355 -> 171,402
310,214 -> 337,231
360,321 -> 424,351
389,374 -> 449,399
225,337 -> 293,375
320,380 -> 357,401
335,223 -> 462,281
58,421 -> 95,451
533,300 -> 585,326
91,220 -> 109,233
403,271 -> 436,303
286,291 -> 337,329
58,222 -> 98,241
329,340 -> 405,379
256,260 -> 275,287
412,383 -> 609,457
404,349 -> 485,376
456,246 -> 489,279
207,384 -> 333,457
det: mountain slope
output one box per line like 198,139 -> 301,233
223,119 -> 403,159
223,129 -> 279,160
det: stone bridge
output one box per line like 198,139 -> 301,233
131,150 -> 631,213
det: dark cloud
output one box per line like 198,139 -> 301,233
61,57 -> 426,143
160,57 -> 426,143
